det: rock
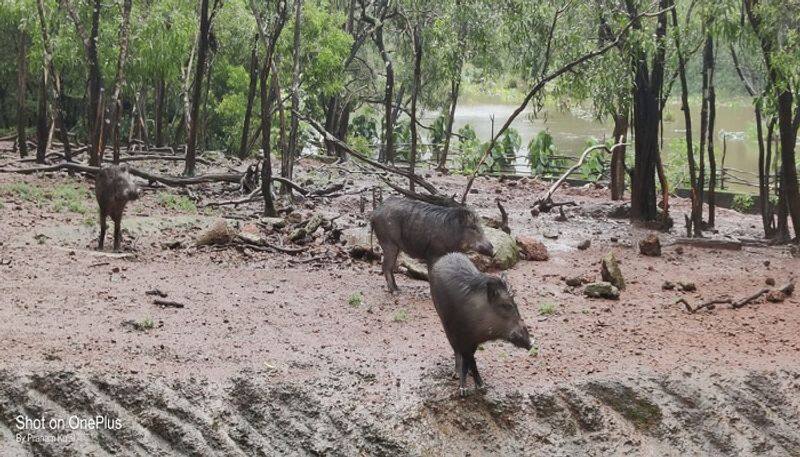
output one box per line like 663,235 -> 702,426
584,282 -> 620,300
675,246 -> 684,255
400,255 -> 428,281
305,214 -> 325,234
677,281 -> 696,292
516,235 -> 549,261
481,227 -> 519,270
566,276 -> 586,287
600,253 -> 625,290
790,245 -> 800,258
286,212 -> 303,224
766,277 -> 776,286
349,244 -> 380,261
260,217 -> 286,229
468,252 -> 494,272
610,236 -> 619,243
766,290 -> 787,303
196,219 -> 237,246
662,281 -> 675,290
288,227 -> 307,242
542,229 -> 560,239
237,231 -> 263,245
577,239 -> 591,251
639,234 -> 661,256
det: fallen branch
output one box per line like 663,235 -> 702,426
153,298 -> 185,309
731,281 -> 794,309
496,198 -> 510,234
117,154 -> 212,166
670,238 -> 742,251
677,297 -> 732,313
531,142 -> 626,213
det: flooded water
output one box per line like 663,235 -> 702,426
423,101 -> 761,192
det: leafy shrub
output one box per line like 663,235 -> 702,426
527,131 -> 566,176
732,194 -> 754,213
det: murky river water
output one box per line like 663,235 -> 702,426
423,101 -> 761,192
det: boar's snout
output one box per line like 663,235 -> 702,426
509,325 -> 532,350
475,240 -> 494,256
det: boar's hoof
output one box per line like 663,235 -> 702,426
459,387 -> 469,397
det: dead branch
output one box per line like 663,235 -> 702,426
116,154 -> 212,165
731,281 -> 794,309
677,297 -> 732,313
153,299 -> 186,309
496,198 -> 510,234
670,238 -> 742,251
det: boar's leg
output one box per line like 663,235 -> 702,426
458,352 -> 471,397
112,210 -> 123,252
453,353 -> 462,380
381,243 -> 400,292
98,209 -> 108,250
466,353 -> 485,390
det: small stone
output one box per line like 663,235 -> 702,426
763,260 -> 771,267
584,282 -> 620,300
577,239 -> 591,250
678,281 -> 696,292
516,235 -> 549,261
766,290 -> 786,303
766,277 -> 776,286
675,246 -> 684,255
566,276 -> 585,287
601,252 -> 625,290
610,237 -> 619,243
662,281 -> 675,290
639,233 -> 662,256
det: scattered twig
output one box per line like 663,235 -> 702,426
678,297 -> 732,313
731,281 -> 794,309
145,289 -> 168,298
495,198 -> 510,234
88,261 -> 110,268
670,238 -> 742,251
153,298 -> 185,309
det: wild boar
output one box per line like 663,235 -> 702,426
95,164 -> 139,251
429,252 -> 532,396
370,197 -> 493,292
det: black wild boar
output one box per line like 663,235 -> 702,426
370,197 -> 493,292
95,165 -> 140,251
429,253 -> 532,396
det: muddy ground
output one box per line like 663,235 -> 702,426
0,151 -> 799,456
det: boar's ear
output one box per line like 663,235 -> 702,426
499,272 -> 514,297
486,277 -> 504,301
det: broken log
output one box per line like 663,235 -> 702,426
671,238 -> 743,251
153,299 -> 185,309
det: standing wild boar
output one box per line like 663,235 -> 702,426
429,252 -> 532,396
370,197 -> 493,292
95,165 -> 139,251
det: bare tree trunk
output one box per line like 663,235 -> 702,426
706,36 -> 717,227
16,30 -> 28,158
154,78 -> 166,147
184,0 -> 210,176
283,0 -> 302,192
238,36 -> 259,158
36,76 -> 47,164
110,0 -> 133,163
628,0 -> 668,221
438,73 -> 461,171
776,90 -> 800,240
671,4 -> 701,233
408,25 -> 423,192
259,60 -> 276,217
374,25 -> 394,163
610,112 -> 628,200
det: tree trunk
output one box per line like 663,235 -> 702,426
87,0 -> 104,165
628,0 -> 668,221
238,36 -> 259,158
408,25 -> 423,192
776,90 -> 800,240
184,0 -> 210,176
374,25 -> 394,163
36,76 -> 47,164
706,36 -> 717,227
154,78 -> 166,147
110,0 -> 133,164
16,30 -> 28,158
284,0 -> 302,192
670,4 -> 701,232
438,72 -> 462,172
610,112 -> 628,200
259,60 -> 277,217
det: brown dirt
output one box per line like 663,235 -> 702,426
1,153 -> 799,455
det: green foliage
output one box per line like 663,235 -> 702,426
0,182 -> 45,203
732,194 -> 754,213
538,302 -> 556,316
392,308 -> 409,323
580,138 -> 609,182
157,192 -> 197,213
347,292 -> 363,307
527,131 -> 565,176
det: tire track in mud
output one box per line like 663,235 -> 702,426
1,368 -> 799,456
